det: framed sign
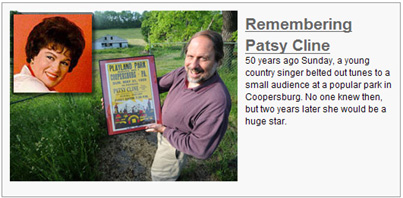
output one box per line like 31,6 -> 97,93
99,56 -> 161,135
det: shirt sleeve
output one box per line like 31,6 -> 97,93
162,98 -> 230,159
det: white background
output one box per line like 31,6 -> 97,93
239,3 -> 400,196
1,1 -> 401,197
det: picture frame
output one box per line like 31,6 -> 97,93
99,56 -> 161,135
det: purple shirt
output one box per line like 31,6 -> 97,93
158,67 -> 231,159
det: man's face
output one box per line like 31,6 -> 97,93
31,48 -> 71,88
185,36 -> 218,87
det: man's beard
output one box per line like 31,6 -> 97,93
187,66 -> 216,84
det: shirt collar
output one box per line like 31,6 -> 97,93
20,65 -> 35,77
27,64 -> 36,77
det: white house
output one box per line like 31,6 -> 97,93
93,34 -> 129,50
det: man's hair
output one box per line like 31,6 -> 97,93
25,16 -> 85,72
185,30 -> 224,63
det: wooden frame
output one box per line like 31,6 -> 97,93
99,56 -> 161,135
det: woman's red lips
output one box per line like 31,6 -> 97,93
45,71 -> 58,80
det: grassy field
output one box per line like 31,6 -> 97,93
10,28 -> 237,181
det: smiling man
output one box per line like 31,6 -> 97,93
146,30 -> 232,181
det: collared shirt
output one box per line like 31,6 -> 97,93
14,65 -> 55,93
158,67 -> 231,159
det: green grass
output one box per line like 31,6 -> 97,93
151,45 -> 185,75
10,93 -> 105,180
10,27 -> 238,181
212,65 -> 238,180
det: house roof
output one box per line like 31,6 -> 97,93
94,34 -> 128,44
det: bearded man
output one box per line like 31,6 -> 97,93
146,30 -> 231,181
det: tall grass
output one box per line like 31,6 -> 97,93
10,94 -> 105,180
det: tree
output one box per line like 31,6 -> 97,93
221,11 -> 238,69
141,11 -> 222,44
93,11 -> 143,29
140,11 -> 154,43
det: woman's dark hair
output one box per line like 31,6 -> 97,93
25,16 -> 85,72
185,30 -> 224,64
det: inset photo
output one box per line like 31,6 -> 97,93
13,14 -> 92,93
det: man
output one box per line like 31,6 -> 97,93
146,30 -> 232,181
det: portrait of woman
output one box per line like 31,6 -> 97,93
13,14 -> 92,93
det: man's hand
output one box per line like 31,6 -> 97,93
101,98 -> 104,109
146,124 -> 166,133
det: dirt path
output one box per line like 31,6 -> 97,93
96,131 -> 157,181
95,130 -> 225,181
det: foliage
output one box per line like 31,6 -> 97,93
141,11 -> 223,43
93,10 -> 143,30
231,30 -> 238,42
140,11 -> 153,43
